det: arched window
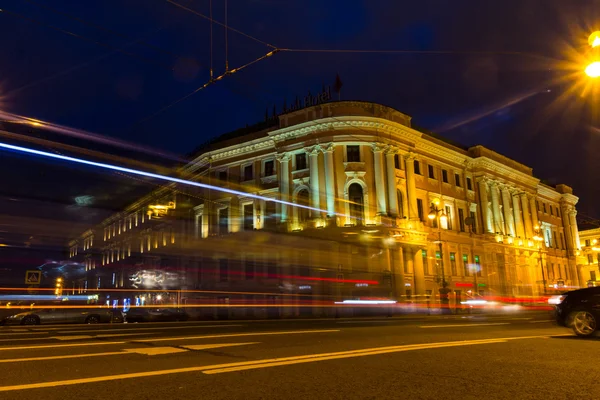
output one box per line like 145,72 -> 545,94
397,190 -> 404,218
348,183 -> 365,225
297,189 -> 310,224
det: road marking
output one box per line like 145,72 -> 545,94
0,337 -> 55,343
51,336 -> 96,341
182,342 -> 259,351
123,347 -> 188,356
528,320 -> 554,323
0,337 -> 515,391
0,341 -> 124,351
336,320 -> 397,324
419,323 -> 511,328
135,329 -> 340,343
0,332 -> 49,336
57,324 -> 244,334
203,339 -> 507,374
0,333 -> 566,391
0,351 -> 125,363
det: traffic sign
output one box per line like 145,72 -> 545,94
25,270 -> 41,285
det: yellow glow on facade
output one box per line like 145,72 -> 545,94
589,31 -> 600,47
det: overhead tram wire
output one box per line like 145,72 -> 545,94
165,0 -> 277,49
130,48 -> 280,127
20,0 -> 181,58
1,9 -> 173,71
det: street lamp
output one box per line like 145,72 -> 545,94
428,199 -> 450,313
585,31 -> 600,78
533,225 -> 547,295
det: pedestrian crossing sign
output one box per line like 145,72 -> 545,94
25,270 -> 41,285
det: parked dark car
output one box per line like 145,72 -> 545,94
1,307 -> 123,325
124,307 -> 189,323
552,286 -> 600,337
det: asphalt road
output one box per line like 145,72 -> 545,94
0,311 -> 595,400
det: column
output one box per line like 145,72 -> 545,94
277,153 -> 291,222
307,146 -> 321,218
512,190 -> 525,239
478,179 -> 493,233
412,248 -> 426,297
323,144 -> 336,217
521,193 -> 533,239
385,148 -> 399,217
501,186 -> 515,237
372,144 -> 387,215
560,203 -> 576,257
392,248 -> 405,299
404,154 -> 419,221
490,182 -> 503,234
529,195 -> 539,229
569,210 -> 581,250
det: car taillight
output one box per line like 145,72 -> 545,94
548,295 -> 566,305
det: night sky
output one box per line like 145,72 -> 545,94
2,0 -> 600,254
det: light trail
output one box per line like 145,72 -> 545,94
0,142 -> 341,217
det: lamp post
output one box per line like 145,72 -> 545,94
428,199 -> 450,313
533,225 -> 547,295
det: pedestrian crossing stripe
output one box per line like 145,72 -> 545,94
25,271 -> 41,284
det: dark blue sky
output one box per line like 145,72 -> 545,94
2,0 -> 600,221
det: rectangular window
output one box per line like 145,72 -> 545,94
586,239 -> 591,247
463,254 -> 470,276
219,259 -> 229,282
469,211 -> 477,233
591,271 -> 597,282
455,173 -> 461,187
243,164 -> 253,181
442,169 -> 448,183
219,170 -> 227,181
450,252 -> 457,276
346,145 -> 360,162
550,206 -> 554,216
553,231 -> 558,248
475,255 -> 481,277
428,165 -> 435,179
422,250 -> 429,275
417,199 -> 424,222
557,207 -> 561,217
394,154 -> 400,169
543,203 -> 547,213
445,205 -> 452,230
296,153 -> 307,169
243,203 -> 254,231
588,254 -> 594,264
466,177 -> 473,190
265,201 -> 277,230
112,272 -> 116,286
245,258 -> 254,280
218,207 -> 229,235
264,160 -> 274,176
561,233 -> 566,249
414,160 -> 421,175
458,209 -> 465,232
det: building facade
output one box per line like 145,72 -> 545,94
67,101 -> 583,314
577,228 -> 600,287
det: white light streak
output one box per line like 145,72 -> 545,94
0,142 -> 340,216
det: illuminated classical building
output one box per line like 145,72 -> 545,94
68,100 -> 583,314
576,228 -> 600,287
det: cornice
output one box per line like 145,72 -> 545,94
471,157 -> 538,189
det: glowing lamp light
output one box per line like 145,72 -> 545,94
439,214 -> 448,224
589,31 -> 600,47
585,62 -> 600,78
427,212 -> 436,220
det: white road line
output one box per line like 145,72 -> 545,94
419,323 -> 511,328
337,320 -> 398,324
182,342 -> 258,351
0,341 -> 125,351
135,329 -> 340,343
0,335 -> 560,391
123,347 -> 188,356
57,324 -> 244,334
